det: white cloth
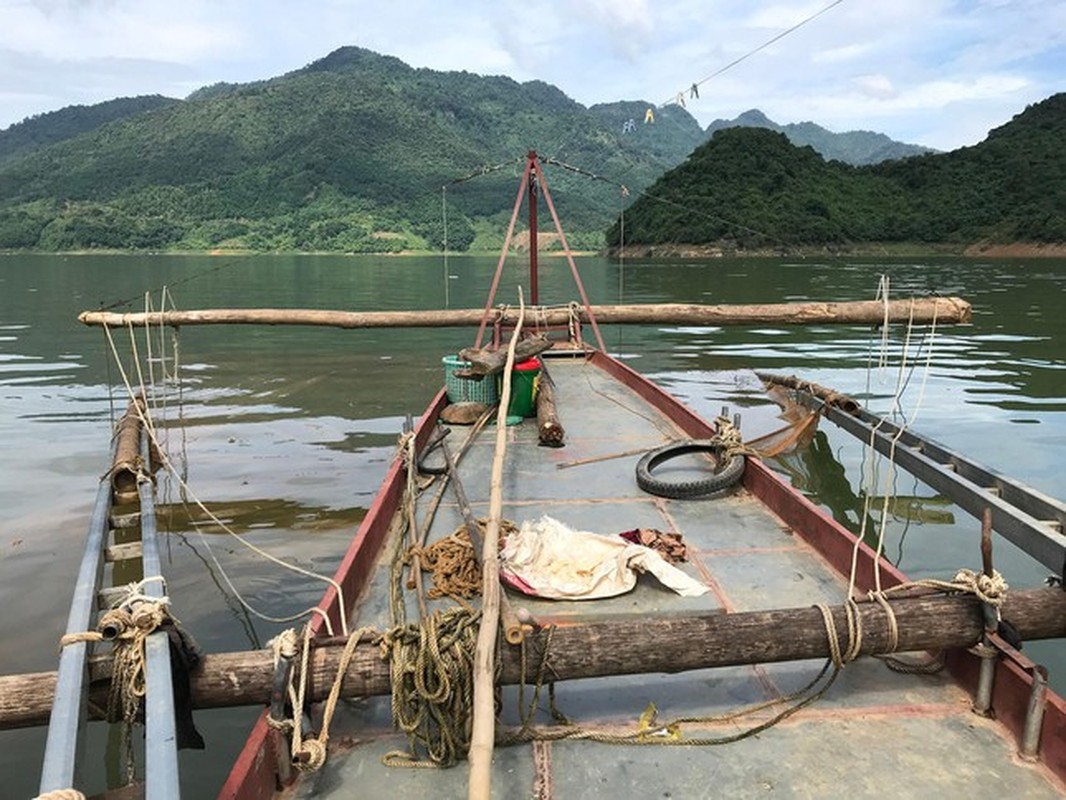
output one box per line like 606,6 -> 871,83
499,515 -> 709,600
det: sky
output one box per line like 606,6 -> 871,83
1,0 -> 1063,151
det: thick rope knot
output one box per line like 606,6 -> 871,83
866,590 -> 900,654
97,599 -> 169,642
953,568 -> 1008,606
96,607 -> 134,642
815,599 -> 863,668
266,714 -> 293,732
712,415 -> 757,460
269,628 -> 299,662
280,624 -> 378,774
131,602 -> 166,633
97,580 -> 175,733
294,739 -> 328,772
396,431 -> 416,466
566,301 -> 582,336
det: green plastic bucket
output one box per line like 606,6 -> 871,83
442,355 -> 499,404
507,357 -> 541,418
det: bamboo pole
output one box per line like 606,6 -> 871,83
5,588 -> 1064,731
110,395 -> 147,503
756,372 -> 862,415
435,432 -> 528,645
77,297 -> 972,330
468,292 -> 525,800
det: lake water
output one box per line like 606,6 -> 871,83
1,253 -> 1063,797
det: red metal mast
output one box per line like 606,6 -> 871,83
527,150 -> 539,307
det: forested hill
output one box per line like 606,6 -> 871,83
609,93 -> 1066,250
705,109 -> 935,165
0,47 -> 698,252
0,95 -> 179,167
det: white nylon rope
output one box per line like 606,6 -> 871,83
102,322 -> 346,636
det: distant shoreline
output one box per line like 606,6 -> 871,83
1,242 -> 1064,258
606,241 -> 1066,259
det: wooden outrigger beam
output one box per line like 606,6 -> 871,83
760,372 -> 1066,577
77,297 -> 971,330
4,587 -> 1064,730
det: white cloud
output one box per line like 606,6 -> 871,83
571,0 -> 655,59
811,75 -> 1034,119
1,1 -> 245,63
743,1 -> 838,30
0,0 -> 1060,150
811,42 -> 874,65
853,74 -> 897,101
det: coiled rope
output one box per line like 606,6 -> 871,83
382,607 -> 484,768
56,577 -> 173,784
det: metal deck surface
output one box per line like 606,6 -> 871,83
289,357 -> 1062,798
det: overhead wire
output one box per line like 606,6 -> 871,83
99,258 -> 244,312
657,0 -> 850,111
429,0 -> 855,264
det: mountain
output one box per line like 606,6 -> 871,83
705,109 -> 935,165
587,101 -> 704,166
0,95 -> 179,166
0,47 -> 696,252
1,46 -> 1048,254
609,93 -> 1066,250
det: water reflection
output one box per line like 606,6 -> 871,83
156,498 -> 367,535
0,252 -> 1064,797
769,429 -> 956,556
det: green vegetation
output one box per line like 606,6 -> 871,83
0,95 -> 178,167
705,109 -> 935,165
0,46 -> 1060,254
0,47 -> 692,253
609,94 -> 1066,250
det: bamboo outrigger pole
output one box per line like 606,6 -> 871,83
77,297 -> 971,330
468,292 -> 526,800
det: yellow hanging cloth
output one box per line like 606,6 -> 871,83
644,107 -> 655,124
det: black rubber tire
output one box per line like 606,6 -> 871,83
635,440 -> 745,499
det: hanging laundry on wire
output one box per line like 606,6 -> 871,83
644,107 -> 655,124
622,118 -> 636,134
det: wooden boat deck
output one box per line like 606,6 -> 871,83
286,356 -> 1063,798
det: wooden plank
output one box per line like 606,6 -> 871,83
110,512 -> 141,530
105,542 -> 143,563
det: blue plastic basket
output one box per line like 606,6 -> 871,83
442,355 -> 499,404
